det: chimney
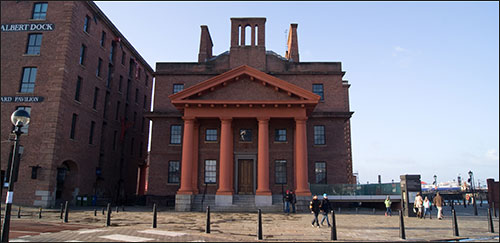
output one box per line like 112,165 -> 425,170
285,23 -> 299,62
198,25 -> 213,62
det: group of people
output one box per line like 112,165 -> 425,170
309,193 -> 332,228
283,190 -> 297,214
414,192 -> 444,220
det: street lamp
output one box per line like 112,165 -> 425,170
1,109 -> 30,242
433,175 -> 437,190
468,170 -> 478,216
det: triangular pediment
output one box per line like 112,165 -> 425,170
169,65 -> 321,107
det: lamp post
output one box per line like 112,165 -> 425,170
468,170 -> 478,216
433,175 -> 437,190
1,109 -> 30,243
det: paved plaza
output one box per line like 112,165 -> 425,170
3,204 -> 499,242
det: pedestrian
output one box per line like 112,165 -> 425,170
423,196 -> 432,219
310,195 -> 321,228
291,190 -> 297,213
433,192 -> 444,220
415,192 -> 423,218
320,193 -> 331,227
284,190 -> 292,214
384,196 -> 392,216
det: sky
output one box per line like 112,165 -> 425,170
95,1 -> 499,187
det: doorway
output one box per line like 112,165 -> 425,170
238,159 -> 253,194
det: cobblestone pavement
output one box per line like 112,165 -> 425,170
3,204 -> 499,242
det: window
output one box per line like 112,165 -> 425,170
124,103 -> 129,120
170,125 -> 182,144
89,121 -> 95,144
70,113 -> 78,139
141,117 -> 145,133
205,129 -> 217,141
129,58 -> 134,78
135,88 -> 139,103
143,95 -> 147,109
145,75 -> 149,87
315,162 -> 327,184
173,84 -> 184,94
168,161 -> 180,183
239,129 -> 252,142
275,160 -> 287,184
106,64 -> 112,88
19,67 -> 37,93
205,160 -> 217,184
83,15 -> 90,32
32,3 -> 48,20
100,31 -> 106,47
113,130 -> 117,151
75,76 -> 82,101
79,45 -> 86,65
26,34 -> 43,55
92,87 -> 99,109
103,91 -> 110,119
121,51 -> 126,65
109,42 -> 115,63
115,101 -> 120,120
96,58 -> 102,77
118,75 -> 123,92
312,84 -> 324,101
313,125 -> 325,145
126,79 -> 131,101
275,129 -> 287,142
15,106 -> 31,134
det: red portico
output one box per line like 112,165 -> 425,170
146,17 -> 354,211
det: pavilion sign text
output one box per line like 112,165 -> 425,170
1,96 -> 45,103
1,23 -> 55,32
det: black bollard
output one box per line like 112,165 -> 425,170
399,210 -> 406,239
38,207 -> 42,219
205,206 -> 210,234
63,201 -> 69,223
452,209 -> 459,236
102,207 -> 105,215
152,203 -> 157,228
493,202 -> 497,218
94,209 -> 97,217
106,203 -> 111,227
488,208 -> 494,233
122,205 -> 125,212
116,206 -> 119,213
451,200 -> 455,210
17,206 -> 21,218
257,209 -> 263,240
330,210 -> 337,240
463,198 -> 467,208
60,203 -> 64,219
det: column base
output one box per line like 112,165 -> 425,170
295,190 -> 311,197
175,194 -> 194,211
215,194 -> 233,206
255,195 -> 272,206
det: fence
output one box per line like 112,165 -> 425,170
310,183 -> 401,196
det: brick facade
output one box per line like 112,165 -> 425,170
147,17 -> 354,209
1,1 -> 153,207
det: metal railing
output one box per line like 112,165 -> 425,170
310,183 -> 401,196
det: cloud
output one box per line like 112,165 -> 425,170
394,46 -> 407,52
485,149 -> 499,161
391,45 -> 412,68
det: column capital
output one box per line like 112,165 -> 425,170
257,117 -> 270,123
219,117 -> 233,123
294,117 -> 308,123
182,116 -> 196,122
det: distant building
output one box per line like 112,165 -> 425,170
1,1 -> 153,207
146,18 -> 354,211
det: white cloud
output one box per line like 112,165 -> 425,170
485,149 -> 499,161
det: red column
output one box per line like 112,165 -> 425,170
177,117 -> 195,194
256,117 -> 271,195
295,117 -> 311,196
191,122 -> 200,194
216,118 -> 234,195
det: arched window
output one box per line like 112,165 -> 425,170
238,25 -> 242,46
245,25 -> 251,46
255,25 -> 259,46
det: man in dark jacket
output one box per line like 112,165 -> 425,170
284,190 -> 292,214
291,191 -> 297,213
310,195 -> 321,228
433,192 -> 444,220
320,193 -> 331,227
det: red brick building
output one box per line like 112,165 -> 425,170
1,1 -> 153,207
147,18 -> 354,211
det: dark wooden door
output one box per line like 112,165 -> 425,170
238,159 -> 253,194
